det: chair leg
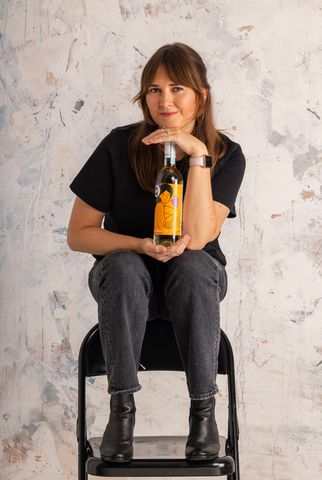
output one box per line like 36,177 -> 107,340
78,444 -> 86,480
221,329 -> 239,480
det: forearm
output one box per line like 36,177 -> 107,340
183,167 -> 218,250
67,226 -> 144,256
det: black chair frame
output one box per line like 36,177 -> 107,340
77,319 -> 239,479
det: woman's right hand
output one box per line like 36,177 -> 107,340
140,235 -> 191,262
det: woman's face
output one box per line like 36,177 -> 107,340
160,190 -> 171,204
145,67 -> 198,134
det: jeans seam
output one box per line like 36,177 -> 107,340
210,261 -> 228,302
108,385 -> 142,395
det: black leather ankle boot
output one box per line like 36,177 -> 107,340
100,393 -> 136,463
185,396 -> 220,461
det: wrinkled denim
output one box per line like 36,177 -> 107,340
88,249 -> 227,400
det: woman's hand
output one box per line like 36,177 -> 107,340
142,127 -> 208,159
140,235 -> 191,262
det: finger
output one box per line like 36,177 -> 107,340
154,244 -> 166,254
143,241 -> 166,258
148,252 -> 169,263
142,135 -> 167,145
142,128 -> 177,144
166,235 -> 191,257
164,249 -> 181,259
153,251 -> 170,263
175,234 -> 191,250
145,243 -> 166,254
142,129 -> 163,142
181,234 -> 191,244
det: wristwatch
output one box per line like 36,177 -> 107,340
189,155 -> 213,168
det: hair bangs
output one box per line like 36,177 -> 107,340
162,56 -> 200,92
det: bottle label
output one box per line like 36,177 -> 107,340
154,183 -> 183,236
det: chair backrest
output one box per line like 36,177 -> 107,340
80,318 -> 230,377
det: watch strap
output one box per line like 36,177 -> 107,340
189,156 -> 213,168
190,157 -> 204,167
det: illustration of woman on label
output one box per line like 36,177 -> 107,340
154,184 -> 180,233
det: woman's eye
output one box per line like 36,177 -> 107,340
173,87 -> 183,92
149,88 -> 159,93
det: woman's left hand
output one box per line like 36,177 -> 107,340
142,127 -> 208,159
142,235 -> 191,262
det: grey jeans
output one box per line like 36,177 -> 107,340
88,249 -> 227,400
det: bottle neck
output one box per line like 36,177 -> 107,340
164,142 -> 176,167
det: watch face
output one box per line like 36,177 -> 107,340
205,155 -> 213,168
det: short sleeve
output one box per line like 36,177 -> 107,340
69,134 -> 115,213
211,138 -> 246,218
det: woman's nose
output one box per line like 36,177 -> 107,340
159,90 -> 172,106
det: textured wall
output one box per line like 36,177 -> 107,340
1,0 -> 322,479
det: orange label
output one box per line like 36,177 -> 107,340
154,183 -> 183,236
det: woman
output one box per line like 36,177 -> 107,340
68,43 -> 245,463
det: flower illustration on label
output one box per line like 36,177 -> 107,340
171,195 -> 179,208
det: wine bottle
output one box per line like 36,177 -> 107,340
153,142 -> 183,247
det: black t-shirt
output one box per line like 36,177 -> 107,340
70,124 -> 245,266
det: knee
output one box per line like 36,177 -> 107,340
165,250 -> 222,294
168,250 -> 212,280
98,251 -> 151,291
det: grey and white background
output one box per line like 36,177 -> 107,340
1,0 -> 322,479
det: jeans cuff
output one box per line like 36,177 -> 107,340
108,384 -> 142,395
189,387 -> 218,400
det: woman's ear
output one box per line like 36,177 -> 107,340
202,88 -> 208,101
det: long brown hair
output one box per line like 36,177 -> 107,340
129,43 -> 227,193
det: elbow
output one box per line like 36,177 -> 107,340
184,230 -> 220,251
67,238 -> 75,252
185,238 -> 207,251
67,229 -> 77,251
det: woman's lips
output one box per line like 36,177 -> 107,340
160,112 -> 177,117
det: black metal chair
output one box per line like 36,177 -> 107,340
77,318 -> 239,479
